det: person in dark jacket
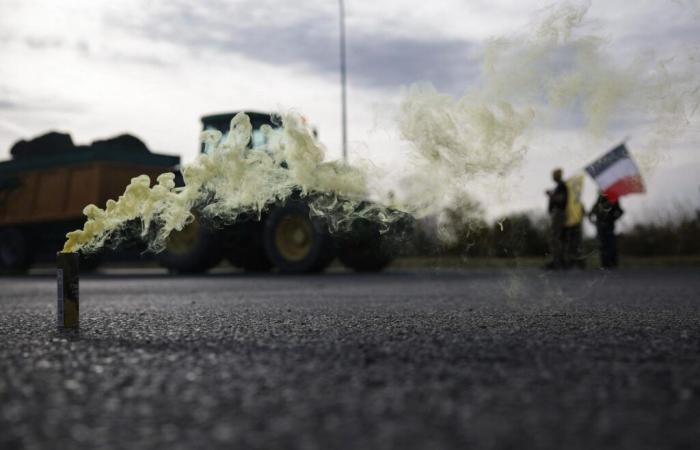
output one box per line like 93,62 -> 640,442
544,168 -> 568,269
589,193 -> 624,268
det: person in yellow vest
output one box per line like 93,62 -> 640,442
563,175 -> 585,269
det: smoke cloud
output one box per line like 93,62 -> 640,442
63,2 -> 699,253
63,113 -> 383,253
397,2 -> 699,212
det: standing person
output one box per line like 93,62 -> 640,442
589,193 -> 624,268
544,168 -> 568,269
564,175 -> 585,269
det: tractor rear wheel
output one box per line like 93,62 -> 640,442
156,218 -> 222,274
337,241 -> 393,272
337,220 -> 394,272
263,202 -> 334,273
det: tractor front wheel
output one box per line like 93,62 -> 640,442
225,221 -> 273,272
156,218 -> 222,274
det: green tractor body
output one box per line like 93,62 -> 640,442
156,111 -> 410,274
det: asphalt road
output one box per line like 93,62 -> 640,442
1,267 -> 699,450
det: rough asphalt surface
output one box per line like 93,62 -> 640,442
1,267 -> 699,450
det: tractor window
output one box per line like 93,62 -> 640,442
252,128 -> 284,150
251,129 -> 266,149
200,125 -> 283,154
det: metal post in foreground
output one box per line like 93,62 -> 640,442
57,252 -> 79,330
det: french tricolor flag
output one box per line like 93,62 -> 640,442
585,144 -> 645,203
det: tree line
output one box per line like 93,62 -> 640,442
409,201 -> 700,258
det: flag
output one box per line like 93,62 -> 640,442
585,144 -> 645,203
565,174 -> 584,226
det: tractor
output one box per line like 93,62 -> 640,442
155,111 -> 410,274
0,112 -> 409,274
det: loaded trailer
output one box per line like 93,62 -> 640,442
0,132 -> 178,273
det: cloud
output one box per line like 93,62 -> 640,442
0,99 -> 20,110
105,0 -> 478,93
23,36 -> 64,49
0,85 -> 85,114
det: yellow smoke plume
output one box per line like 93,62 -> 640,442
63,3 -> 699,253
63,112 -> 371,253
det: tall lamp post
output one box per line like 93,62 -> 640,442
339,0 -> 348,163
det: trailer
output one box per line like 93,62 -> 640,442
0,132 -> 179,273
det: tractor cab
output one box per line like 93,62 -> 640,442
200,111 -> 281,154
200,111 -> 317,154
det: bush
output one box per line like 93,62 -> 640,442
619,210 -> 700,256
490,213 -> 549,258
410,202 -> 700,259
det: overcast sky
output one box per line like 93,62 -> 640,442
0,0 -> 698,226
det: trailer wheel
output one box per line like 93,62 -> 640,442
0,227 -> 33,274
264,202 -> 333,273
156,218 -> 222,274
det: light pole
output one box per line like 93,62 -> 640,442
339,0 -> 348,163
